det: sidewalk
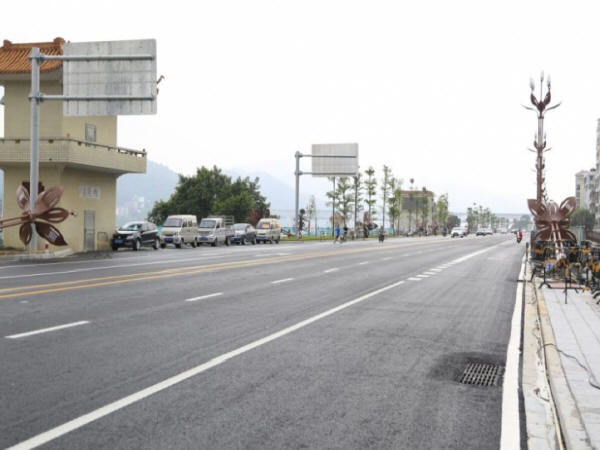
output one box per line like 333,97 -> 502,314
541,286 -> 600,447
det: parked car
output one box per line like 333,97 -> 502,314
198,216 -> 234,246
230,223 -> 257,245
255,218 -> 281,243
159,215 -> 199,248
451,227 -> 466,238
112,221 -> 160,251
476,228 -> 493,236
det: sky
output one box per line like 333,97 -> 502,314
1,0 -> 599,214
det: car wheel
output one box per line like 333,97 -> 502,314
175,240 -> 182,249
160,243 -> 166,249
112,246 -> 118,251
153,238 -> 159,250
252,238 -> 256,245
241,237 -> 246,245
211,239 -> 217,247
225,237 -> 230,246
132,239 -> 141,251
275,238 -> 280,244
191,240 -> 197,248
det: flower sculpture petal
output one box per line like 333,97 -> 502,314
0,185 -> 70,247
528,196 -> 577,243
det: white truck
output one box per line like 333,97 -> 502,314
197,216 -> 234,246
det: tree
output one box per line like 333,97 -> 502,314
147,166 -> 269,224
380,165 -> 392,230
364,167 -> 377,222
352,173 -> 364,228
335,177 -> 354,225
419,188 -> 429,231
326,177 -> 340,231
571,208 -> 595,230
466,207 -> 476,232
387,177 -> 403,235
436,194 -> 449,234
447,214 -> 460,229
305,195 -> 317,235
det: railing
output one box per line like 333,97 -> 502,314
0,137 -> 146,157
587,229 -> 600,243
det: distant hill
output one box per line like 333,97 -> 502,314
116,160 -> 180,224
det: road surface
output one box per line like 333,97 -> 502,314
0,235 -> 523,449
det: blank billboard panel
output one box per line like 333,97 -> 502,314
311,143 -> 359,176
63,39 -> 157,116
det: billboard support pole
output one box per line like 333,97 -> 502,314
294,151 -> 302,238
28,47 -> 41,252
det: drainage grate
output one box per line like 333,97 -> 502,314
458,363 -> 501,387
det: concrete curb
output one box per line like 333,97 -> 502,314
12,248 -> 74,261
521,261 -> 561,449
534,280 -> 591,449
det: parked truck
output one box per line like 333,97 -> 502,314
197,215 -> 234,246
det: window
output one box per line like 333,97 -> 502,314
85,123 -> 97,143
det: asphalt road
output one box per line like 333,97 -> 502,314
0,235 -> 523,449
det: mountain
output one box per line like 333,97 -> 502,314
116,160 -> 180,224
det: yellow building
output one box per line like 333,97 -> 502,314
0,38 -> 146,252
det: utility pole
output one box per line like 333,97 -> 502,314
294,151 -> 302,238
28,47 -> 41,251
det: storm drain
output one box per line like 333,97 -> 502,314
458,363 -> 501,387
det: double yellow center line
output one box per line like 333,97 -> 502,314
0,239 -> 450,300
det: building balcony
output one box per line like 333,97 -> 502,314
0,137 -> 146,174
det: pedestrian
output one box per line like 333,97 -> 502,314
342,224 -> 349,243
334,223 -> 341,243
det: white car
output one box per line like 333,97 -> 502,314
451,227 -> 466,238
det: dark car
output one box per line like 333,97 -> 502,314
230,223 -> 257,245
112,221 -> 160,251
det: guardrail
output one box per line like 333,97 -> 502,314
0,137 -> 146,157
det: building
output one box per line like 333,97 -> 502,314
0,38 -> 146,252
575,169 -> 595,210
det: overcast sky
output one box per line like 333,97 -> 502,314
1,0 -> 599,214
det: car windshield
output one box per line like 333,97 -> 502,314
233,224 -> 247,230
163,218 -> 182,227
257,221 -> 271,229
119,222 -> 142,231
199,219 -> 216,228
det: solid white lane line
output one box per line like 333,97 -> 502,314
500,256 -> 525,449
407,277 -> 422,281
271,278 -> 294,284
8,277 -> 408,450
185,293 -> 223,302
324,268 -> 339,273
5,321 -> 90,339
358,261 -> 369,265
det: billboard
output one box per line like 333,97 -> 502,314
62,39 -> 157,116
311,143 -> 359,176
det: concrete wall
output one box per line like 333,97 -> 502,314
2,165 -> 117,252
3,80 -> 117,144
4,81 -> 62,137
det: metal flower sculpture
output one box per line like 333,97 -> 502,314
528,197 -> 577,243
523,73 -> 575,250
0,185 -> 70,246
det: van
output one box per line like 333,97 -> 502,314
159,215 -> 199,248
255,218 -> 281,244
